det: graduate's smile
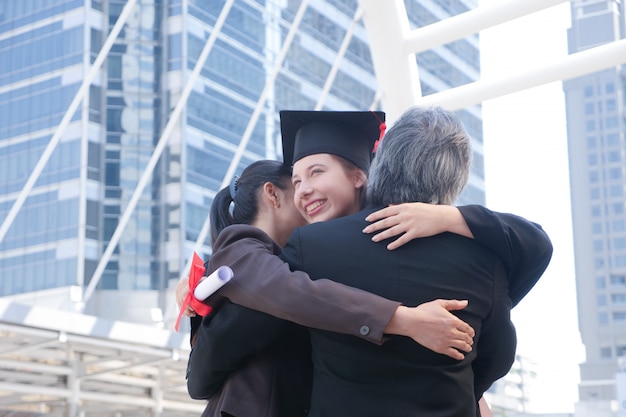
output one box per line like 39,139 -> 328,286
305,199 -> 327,216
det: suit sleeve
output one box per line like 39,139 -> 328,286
473,261 -> 517,399
186,302 -> 293,399
458,205 -> 553,306
213,226 -> 400,344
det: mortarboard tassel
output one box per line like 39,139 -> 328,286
371,110 -> 387,153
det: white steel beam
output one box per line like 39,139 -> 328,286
0,381 -> 205,412
0,0 -> 138,244
417,38 -> 626,110
78,357 -> 171,379
83,0 -> 237,305
403,0 -> 569,55
0,381 -> 70,398
0,338 -> 59,356
358,0 -> 421,122
358,0 -> 570,123
0,358 -> 72,375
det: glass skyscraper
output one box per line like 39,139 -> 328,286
0,1 -> 494,414
0,0 -> 485,323
563,0 -> 626,413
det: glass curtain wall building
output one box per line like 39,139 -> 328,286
562,0 -> 626,411
0,0 -> 484,323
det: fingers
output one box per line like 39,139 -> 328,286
442,347 -> 465,361
452,338 -> 472,354
364,205 -> 399,223
362,216 -> 397,234
175,277 -> 190,307
447,311 -> 476,340
442,301 -> 476,338
437,332 -> 473,360
439,299 -> 469,311
459,322 -> 475,339
185,307 -> 197,317
385,234 -> 412,250
436,300 -> 475,351
368,224 -> 401,241
405,299 -> 475,359
446,316 -> 473,346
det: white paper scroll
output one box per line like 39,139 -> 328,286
194,266 -> 234,300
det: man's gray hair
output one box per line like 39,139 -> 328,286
367,106 -> 472,206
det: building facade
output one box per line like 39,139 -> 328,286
484,354 -> 538,415
0,0 -> 486,323
0,1 -> 523,414
562,0 -> 626,414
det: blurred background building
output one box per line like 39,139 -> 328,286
485,354 -> 538,415
0,0 -> 487,414
4,0 -> 626,415
0,0 -> 485,324
562,0 -> 626,416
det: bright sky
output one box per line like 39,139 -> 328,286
478,1 -> 584,413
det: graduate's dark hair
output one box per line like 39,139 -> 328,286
210,160 -> 293,245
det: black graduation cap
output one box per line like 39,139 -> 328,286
280,110 -> 386,173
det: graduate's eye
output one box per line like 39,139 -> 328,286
292,178 -> 301,188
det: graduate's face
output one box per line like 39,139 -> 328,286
291,153 -> 365,223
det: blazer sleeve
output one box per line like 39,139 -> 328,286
458,205 -> 553,306
473,261 -> 517,399
212,225 -> 400,345
186,302 -> 293,399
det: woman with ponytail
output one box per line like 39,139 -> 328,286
209,160 -> 304,247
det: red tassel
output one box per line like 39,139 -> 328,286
174,252 -> 212,331
373,121 -> 386,153
370,111 -> 386,153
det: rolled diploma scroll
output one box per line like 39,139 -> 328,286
194,266 -> 234,300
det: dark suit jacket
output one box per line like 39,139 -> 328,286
280,206 -> 516,417
187,205 -> 552,417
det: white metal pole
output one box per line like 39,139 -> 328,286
82,0 -> 237,306
358,0 -> 421,122
403,0 -> 569,55
76,6 -> 92,292
0,0 -> 138,244
187,0 -> 310,269
417,38 -> 626,110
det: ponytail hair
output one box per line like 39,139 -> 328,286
210,160 -> 293,245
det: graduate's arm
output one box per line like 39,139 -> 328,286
473,263 -> 517,399
363,203 -> 553,306
457,205 -> 553,306
211,226 -> 474,358
211,227 -> 398,344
